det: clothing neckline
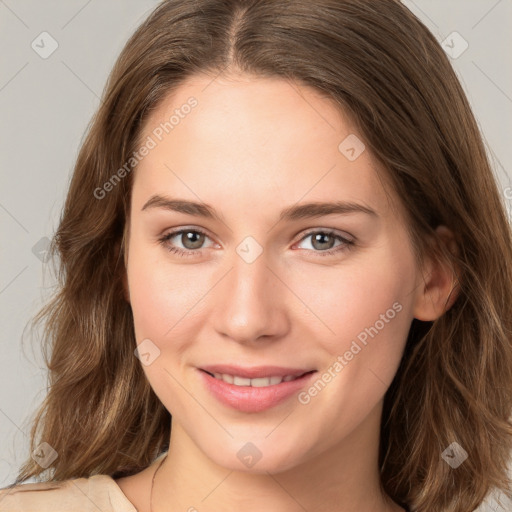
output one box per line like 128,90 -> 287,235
92,474 -> 139,511
104,472 -> 412,512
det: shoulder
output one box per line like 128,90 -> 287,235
0,474 -> 137,512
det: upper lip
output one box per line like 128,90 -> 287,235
199,365 -> 316,379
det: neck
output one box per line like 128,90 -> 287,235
152,401 -> 404,512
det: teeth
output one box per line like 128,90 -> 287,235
210,372 -> 300,387
233,376 -> 251,386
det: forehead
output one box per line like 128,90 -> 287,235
132,74 -> 396,220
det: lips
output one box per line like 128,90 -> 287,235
197,364 -> 317,413
199,364 -> 314,379
207,373 -> 300,387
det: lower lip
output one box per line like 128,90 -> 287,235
198,369 -> 317,413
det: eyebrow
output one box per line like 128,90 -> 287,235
141,195 -> 378,221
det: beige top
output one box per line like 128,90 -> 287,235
0,474 -> 138,512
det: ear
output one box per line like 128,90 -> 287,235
412,225 -> 460,321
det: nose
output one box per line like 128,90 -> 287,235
212,248 -> 290,345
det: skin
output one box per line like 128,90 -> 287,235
115,73 -> 458,512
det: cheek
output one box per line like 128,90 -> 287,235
293,255 -> 415,442
127,236 -> 203,341
126,239 -> 201,413
127,257 -> 173,340
300,253 -> 415,352
302,246 -> 416,404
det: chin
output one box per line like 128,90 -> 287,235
203,441 -> 306,475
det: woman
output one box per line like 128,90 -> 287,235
1,1 -> 511,511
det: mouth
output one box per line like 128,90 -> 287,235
200,369 -> 316,387
197,365 -> 318,413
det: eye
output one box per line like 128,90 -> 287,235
295,229 -> 355,257
158,228 -> 216,257
158,227 -> 355,258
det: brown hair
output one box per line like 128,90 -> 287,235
5,1 -> 512,510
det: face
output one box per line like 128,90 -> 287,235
125,73 -> 424,473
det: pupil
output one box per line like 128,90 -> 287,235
313,233 -> 334,250
180,232 -> 335,251
183,231 -> 204,249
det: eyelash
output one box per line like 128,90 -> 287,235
158,228 -> 355,258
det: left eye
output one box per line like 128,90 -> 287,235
158,228 -> 354,258
295,230 -> 354,256
158,228 -> 215,256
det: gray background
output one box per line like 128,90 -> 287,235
0,1 -> 511,510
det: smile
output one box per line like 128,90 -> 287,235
205,371 -> 305,387
198,368 -> 317,413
